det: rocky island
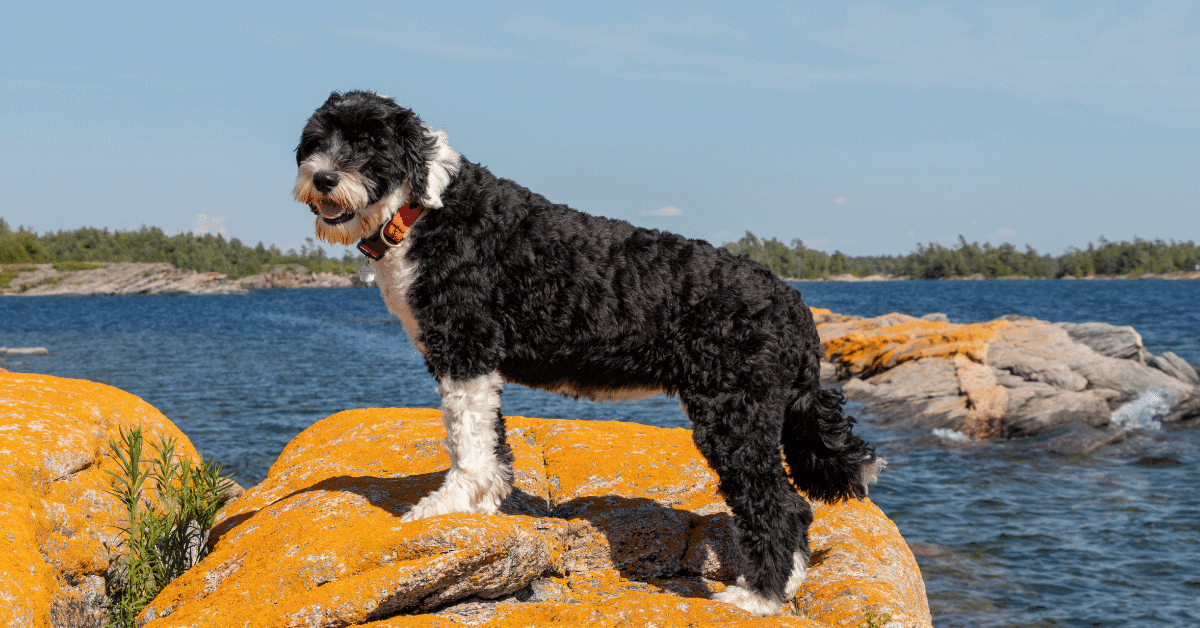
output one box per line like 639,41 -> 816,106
814,309 -> 1200,439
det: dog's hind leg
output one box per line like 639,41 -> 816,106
685,394 -> 812,616
401,372 -> 515,522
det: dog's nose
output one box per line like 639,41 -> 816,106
313,171 -> 340,192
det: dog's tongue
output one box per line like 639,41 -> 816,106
317,202 -> 344,219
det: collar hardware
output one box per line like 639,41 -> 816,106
357,203 -> 422,260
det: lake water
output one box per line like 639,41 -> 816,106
2,280 -> 1198,627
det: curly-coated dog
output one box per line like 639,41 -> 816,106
293,90 -> 882,616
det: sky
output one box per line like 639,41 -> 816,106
3,1 -> 1199,257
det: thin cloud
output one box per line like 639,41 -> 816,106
988,227 -> 1018,240
644,206 -> 682,216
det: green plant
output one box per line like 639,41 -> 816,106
104,426 -> 235,627
860,608 -> 893,628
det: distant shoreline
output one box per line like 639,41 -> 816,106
5,262 -> 1199,297
0,262 -> 370,297
786,271 -> 1200,282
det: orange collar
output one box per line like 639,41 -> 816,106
356,203 -> 423,260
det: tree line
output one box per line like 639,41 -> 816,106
3,218 -> 1198,280
0,218 -> 357,278
723,232 -> 1200,279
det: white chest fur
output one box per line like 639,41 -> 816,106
371,237 -> 425,355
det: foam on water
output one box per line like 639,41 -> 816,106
1110,389 -> 1173,431
932,427 -> 971,442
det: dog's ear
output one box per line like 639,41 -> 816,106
392,108 -> 436,205
322,91 -> 344,108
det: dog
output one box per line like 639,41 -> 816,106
293,90 -> 882,616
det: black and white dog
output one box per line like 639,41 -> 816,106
293,91 -> 882,616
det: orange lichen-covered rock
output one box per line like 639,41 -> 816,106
819,313 -> 1009,376
144,407 -> 931,628
0,373 -> 208,628
819,310 -> 1200,438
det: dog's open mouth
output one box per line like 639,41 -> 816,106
312,202 -> 355,225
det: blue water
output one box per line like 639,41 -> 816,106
2,280 -> 1198,627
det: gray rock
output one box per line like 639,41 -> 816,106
1163,397 -> 1200,424
1003,389 -> 1112,437
1149,351 -> 1200,385
842,359 -> 972,431
993,323 -> 1194,404
988,343 -> 1088,391
1056,321 -> 1147,362
920,312 -> 950,322
820,361 -> 839,382
0,347 -> 49,356
1035,427 -> 1127,455
835,316 -> 1200,439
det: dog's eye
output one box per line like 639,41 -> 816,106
359,138 -> 370,148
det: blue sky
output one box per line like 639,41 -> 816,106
3,1 -> 1198,257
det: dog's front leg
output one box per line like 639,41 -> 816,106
401,371 -> 515,522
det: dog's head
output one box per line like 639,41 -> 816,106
293,91 -> 460,245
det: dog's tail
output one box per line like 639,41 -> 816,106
781,386 -> 884,502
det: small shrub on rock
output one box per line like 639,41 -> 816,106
104,426 -> 234,627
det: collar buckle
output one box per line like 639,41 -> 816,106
356,202 -> 422,261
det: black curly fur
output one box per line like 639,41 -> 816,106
295,90 -> 880,609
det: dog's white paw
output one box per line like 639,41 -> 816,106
400,490 -> 469,522
400,470 -> 510,523
784,551 -> 808,598
712,577 -> 782,617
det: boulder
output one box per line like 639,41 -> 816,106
1150,351 -> 1200,386
0,373 -> 211,628
817,310 -> 1200,439
1055,321 -> 1147,362
142,408 -> 932,628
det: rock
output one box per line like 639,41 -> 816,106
0,373 -> 211,628
1055,321 -> 1147,362
1003,389 -> 1112,437
1163,397 -> 1200,424
234,265 -> 362,289
143,408 -> 932,627
2,263 -> 248,296
819,361 -> 838,382
920,312 -> 949,322
0,347 -> 50,356
1149,351 -> 1200,385
988,343 -> 1088,391
994,322 -> 1193,402
1,262 -> 367,296
821,311 -> 1200,438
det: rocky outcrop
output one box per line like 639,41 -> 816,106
1,263 -> 248,296
233,265 -> 367,289
1,263 -> 368,296
815,309 -> 1200,437
0,373 -> 211,628
143,409 -> 931,627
